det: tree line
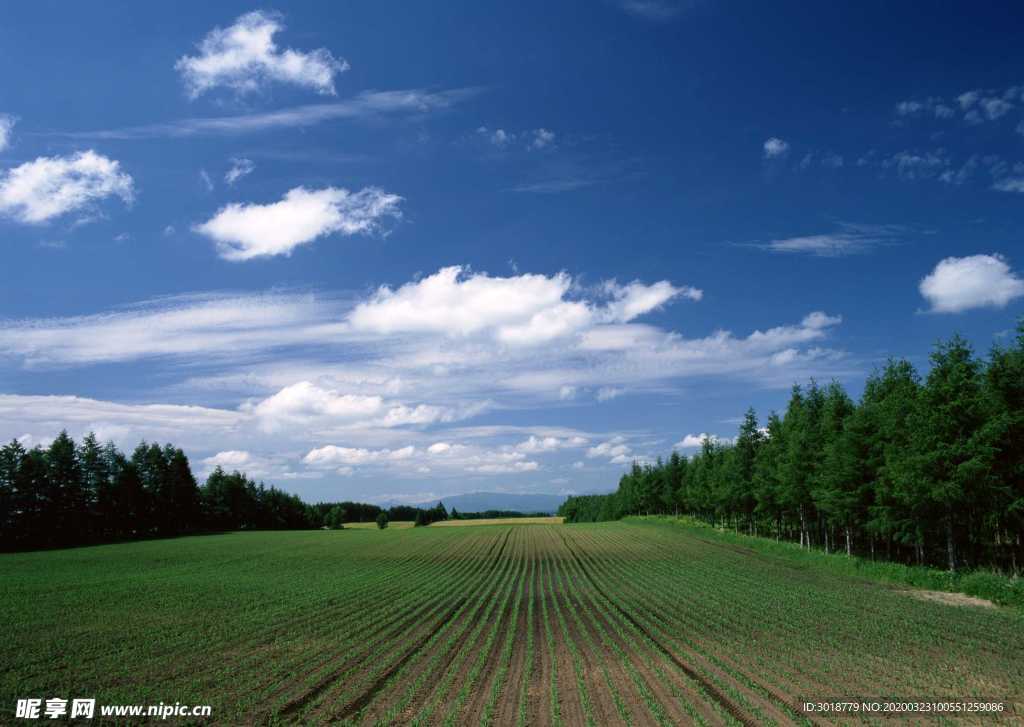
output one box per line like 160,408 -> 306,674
0,433 -> 451,550
560,327 -> 1024,573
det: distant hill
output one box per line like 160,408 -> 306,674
416,492 -> 568,515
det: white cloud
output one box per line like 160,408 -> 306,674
763,137 -> 789,159
246,381 -> 485,434
251,381 -> 384,431
530,128 -> 555,150
0,263 -> 851,493
194,186 -> 402,260
304,445 -> 394,467
225,158 -> 255,185
587,436 -> 631,461
596,387 -> 623,402
199,169 -> 214,192
897,86 -> 1020,126
347,266 -> 696,345
895,97 -> 955,120
515,435 -> 588,453
0,151 -> 133,224
979,97 -> 1013,121
477,126 -> 515,147
0,115 -> 16,151
202,450 -> 252,468
919,254 -> 1024,313
992,177 -> 1024,193
882,150 -> 950,181
304,440 -> 540,476
673,433 -> 732,449
176,11 -> 348,98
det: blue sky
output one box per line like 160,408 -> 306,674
1,1 -> 1023,503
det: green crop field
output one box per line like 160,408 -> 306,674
2,521 -> 1022,725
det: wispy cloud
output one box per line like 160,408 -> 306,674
43,89 -> 479,140
0,114 -> 16,151
746,222 -> 904,257
508,178 -> 601,194
224,157 -> 255,186
616,0 -> 689,21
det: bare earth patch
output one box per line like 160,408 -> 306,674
901,589 -> 996,609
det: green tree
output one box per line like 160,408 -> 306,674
900,337 -> 993,570
376,512 -> 389,529
986,321 -> 1024,571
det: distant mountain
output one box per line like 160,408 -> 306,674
416,492 -> 568,515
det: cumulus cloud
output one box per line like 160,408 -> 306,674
251,381 -> 384,431
882,150 -> 951,181
763,137 -> 789,159
176,11 -> 348,98
247,381 -> 486,434
0,263 -> 852,491
347,266 -> 697,345
0,151 -> 133,224
194,186 -> 402,260
895,97 -> 954,119
530,128 -> 555,150
304,440 -> 540,475
0,114 -> 16,151
673,433 -> 732,449
515,435 -> 588,453
992,177 -> 1024,193
919,254 -> 1024,313
477,126 -> 515,147
203,449 -> 252,466
225,157 -> 255,185
587,436 -> 632,464
896,86 -> 1021,126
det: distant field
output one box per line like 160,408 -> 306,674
343,520 -> 415,529
2,522 -> 1022,724
431,516 -> 563,526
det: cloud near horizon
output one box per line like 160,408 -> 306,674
0,265 -> 849,487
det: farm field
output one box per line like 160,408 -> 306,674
431,516 -> 564,527
2,521 -> 1022,725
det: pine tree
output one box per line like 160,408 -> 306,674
901,337 -> 993,570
